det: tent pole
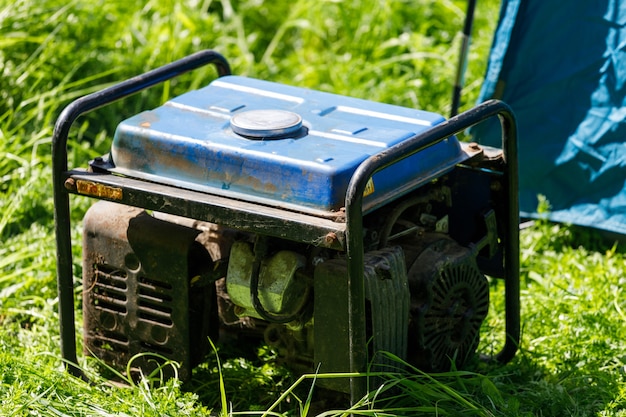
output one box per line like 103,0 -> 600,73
450,0 -> 477,117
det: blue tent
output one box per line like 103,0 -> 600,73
473,0 -> 626,234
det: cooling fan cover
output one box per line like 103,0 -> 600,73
404,235 -> 490,371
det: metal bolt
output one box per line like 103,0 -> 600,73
64,178 -> 76,191
468,142 -> 481,151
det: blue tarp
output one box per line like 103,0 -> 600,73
474,0 -> 626,234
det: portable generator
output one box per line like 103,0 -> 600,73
52,50 -> 519,399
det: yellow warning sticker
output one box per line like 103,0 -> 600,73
363,178 -> 375,197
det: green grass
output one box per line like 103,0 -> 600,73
3,0 -> 626,415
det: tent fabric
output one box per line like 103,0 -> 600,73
473,0 -> 626,234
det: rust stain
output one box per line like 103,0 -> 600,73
139,111 -> 160,124
77,180 -> 123,200
324,232 -> 337,245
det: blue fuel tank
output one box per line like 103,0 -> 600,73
110,76 -> 467,216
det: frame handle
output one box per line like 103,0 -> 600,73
52,50 -> 230,377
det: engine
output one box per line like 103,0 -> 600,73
53,53 -> 519,397
82,176 -> 497,387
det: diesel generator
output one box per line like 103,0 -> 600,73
52,50 -> 519,399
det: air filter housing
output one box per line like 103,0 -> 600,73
82,200 -> 217,380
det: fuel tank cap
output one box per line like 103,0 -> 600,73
230,109 -> 303,139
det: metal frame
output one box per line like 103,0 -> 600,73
344,100 -> 519,399
52,50 -> 519,402
52,50 -> 231,376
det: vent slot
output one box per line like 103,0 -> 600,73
95,264 -> 128,288
91,264 -> 128,314
138,299 -> 173,327
92,293 -> 127,314
138,276 -> 172,290
93,285 -> 126,302
138,312 -> 173,326
138,287 -> 173,303
141,341 -> 173,355
92,331 -> 129,353
137,275 -> 174,326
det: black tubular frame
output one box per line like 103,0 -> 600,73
344,99 -> 519,400
52,50 -> 231,376
52,50 -> 518,404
